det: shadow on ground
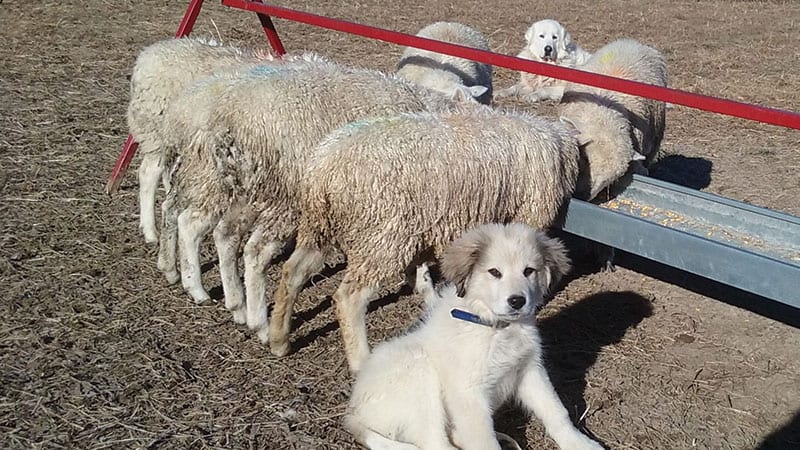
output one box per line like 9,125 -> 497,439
495,291 -> 653,449
649,154 -> 713,190
616,251 -> 800,328
757,409 -> 800,450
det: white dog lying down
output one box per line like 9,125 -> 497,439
495,19 -> 591,102
346,223 -> 603,450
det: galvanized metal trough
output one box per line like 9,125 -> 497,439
561,175 -> 800,309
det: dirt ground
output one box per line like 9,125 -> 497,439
1,0 -> 799,449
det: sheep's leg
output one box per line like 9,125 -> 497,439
177,208 -> 215,304
333,275 -> 378,374
137,151 -> 162,244
243,226 -> 284,342
214,211 -> 256,325
157,191 -> 180,285
269,246 -> 325,356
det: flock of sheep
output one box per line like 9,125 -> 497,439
124,20 -> 667,374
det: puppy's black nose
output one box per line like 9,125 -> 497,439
544,45 -> 553,55
507,295 -> 526,310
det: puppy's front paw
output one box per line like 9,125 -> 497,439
560,432 -> 604,450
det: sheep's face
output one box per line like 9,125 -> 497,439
412,71 -> 488,104
568,112 -> 634,201
524,19 -> 571,62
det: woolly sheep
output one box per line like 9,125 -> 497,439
270,107 -> 580,372
559,38 -> 667,200
158,61 -> 460,339
396,21 -> 493,104
128,37 -> 276,244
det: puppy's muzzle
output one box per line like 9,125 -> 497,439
543,45 -> 554,60
507,295 -> 526,310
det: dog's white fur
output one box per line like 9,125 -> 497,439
346,223 -> 603,450
495,19 -> 590,102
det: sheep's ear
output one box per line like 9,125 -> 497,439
466,85 -> 489,99
533,232 -> 571,295
559,116 -> 593,147
451,85 -> 486,103
441,227 -> 489,297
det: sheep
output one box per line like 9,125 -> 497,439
559,38 -> 667,201
269,107 -> 580,372
127,36 -> 281,244
396,21 -> 493,104
157,61 -> 461,339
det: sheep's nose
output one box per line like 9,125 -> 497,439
507,295 -> 526,310
544,45 -> 553,55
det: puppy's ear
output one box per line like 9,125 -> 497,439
559,30 -> 572,55
524,24 -> 536,44
441,227 -> 489,297
534,232 -> 572,295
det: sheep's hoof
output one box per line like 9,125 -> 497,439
231,308 -> 247,325
256,327 -> 270,344
270,339 -> 291,357
142,230 -> 158,244
191,293 -> 213,305
164,271 -> 180,285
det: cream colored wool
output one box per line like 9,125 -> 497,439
271,107 -> 580,372
559,38 -> 667,200
396,21 -> 493,104
159,60 -> 460,339
128,37 -> 275,243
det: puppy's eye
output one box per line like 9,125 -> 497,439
523,267 -> 536,277
488,268 -> 502,278
539,34 -> 545,38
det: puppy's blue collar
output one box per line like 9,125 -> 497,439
450,308 -> 510,329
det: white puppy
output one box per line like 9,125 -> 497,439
495,19 -> 591,102
346,223 -> 603,450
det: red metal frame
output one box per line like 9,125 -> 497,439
253,0 -> 286,56
222,0 -> 800,130
108,0 -> 800,194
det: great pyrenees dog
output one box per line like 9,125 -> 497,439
495,19 -> 591,102
345,223 -> 603,450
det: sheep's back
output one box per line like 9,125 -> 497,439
162,62 -> 455,225
302,109 -> 579,256
127,38 -> 263,147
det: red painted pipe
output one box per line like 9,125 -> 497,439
175,0 -> 205,38
252,0 -> 286,55
222,0 -> 800,130
106,0 -> 206,195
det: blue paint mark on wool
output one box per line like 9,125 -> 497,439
247,64 -> 288,78
338,115 -> 407,134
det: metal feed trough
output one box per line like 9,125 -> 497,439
107,0 -> 800,310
